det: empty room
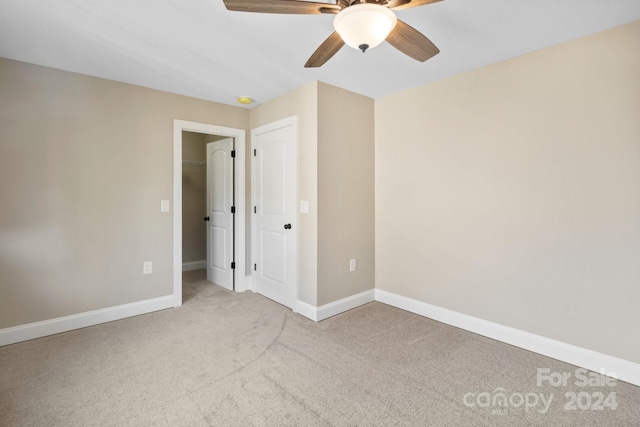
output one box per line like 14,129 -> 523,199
1,0 -> 639,425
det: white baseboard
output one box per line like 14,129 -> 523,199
182,260 -> 206,271
295,289 -> 375,322
317,289 -> 375,321
0,295 -> 175,347
374,289 -> 640,387
5,285 -> 637,387
294,299 -> 319,321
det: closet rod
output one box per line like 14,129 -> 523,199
183,160 -> 205,166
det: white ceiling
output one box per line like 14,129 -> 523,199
1,0 -> 639,107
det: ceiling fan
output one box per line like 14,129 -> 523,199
223,0 -> 443,67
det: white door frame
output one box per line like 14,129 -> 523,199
173,120 -> 246,307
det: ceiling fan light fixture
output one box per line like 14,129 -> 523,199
333,4 -> 397,53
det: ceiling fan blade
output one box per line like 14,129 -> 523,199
388,0 -> 442,11
304,32 -> 345,68
386,19 -> 439,62
223,0 -> 340,14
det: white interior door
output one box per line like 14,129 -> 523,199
252,118 -> 297,308
206,138 -> 234,290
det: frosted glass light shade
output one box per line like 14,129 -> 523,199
333,4 -> 397,52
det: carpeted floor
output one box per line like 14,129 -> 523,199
0,269 -> 638,426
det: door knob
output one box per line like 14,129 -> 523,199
284,223 -> 292,230
204,216 -> 210,221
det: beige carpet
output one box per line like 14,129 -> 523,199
1,269 -> 638,426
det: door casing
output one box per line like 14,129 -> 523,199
173,120 -> 246,307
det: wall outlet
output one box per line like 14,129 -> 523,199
143,261 -> 153,275
349,259 -> 356,272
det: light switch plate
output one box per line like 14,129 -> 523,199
349,259 -> 356,272
143,261 -> 153,275
300,200 -> 309,214
161,200 -> 170,212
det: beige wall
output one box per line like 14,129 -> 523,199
182,132 -> 207,161
181,131 -> 207,263
249,82 -> 319,305
0,58 -> 248,329
317,82 -> 375,305
375,21 -> 640,363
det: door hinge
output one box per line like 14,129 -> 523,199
254,263 -> 257,271
231,206 -> 235,214
253,206 -> 257,214
231,150 -> 236,158
253,149 -> 256,156
231,262 -> 236,270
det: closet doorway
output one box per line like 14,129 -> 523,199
173,120 -> 246,307
182,132 -> 234,290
